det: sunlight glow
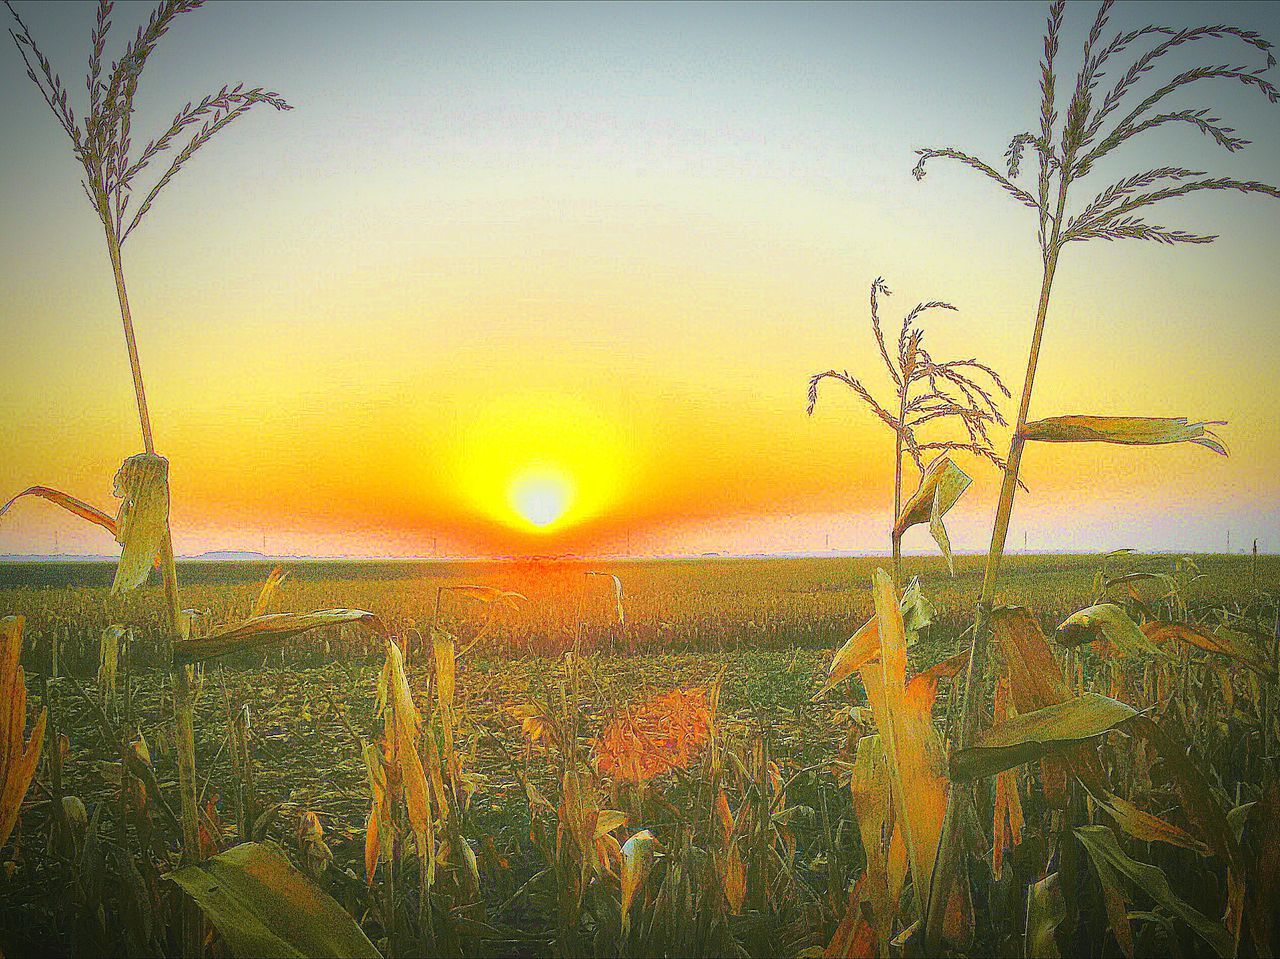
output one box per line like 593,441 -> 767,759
452,392 -> 632,537
509,468 -> 573,530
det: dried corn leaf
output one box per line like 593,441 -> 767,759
950,693 -> 1136,781
991,679 -> 1024,880
251,566 -> 290,617
111,453 -> 170,593
1141,621 -> 1274,676
620,829 -> 658,923
1074,826 -> 1232,957
1057,604 -> 1163,657
433,629 -> 456,711
0,485 -> 117,535
1,616 -> 46,851
818,577 -> 934,695
1087,787 -> 1210,856
893,455 -> 971,575
862,568 -> 949,913
173,609 -> 384,663
587,572 -> 626,624
441,584 -> 529,609
166,841 -> 380,958
1021,415 -> 1226,455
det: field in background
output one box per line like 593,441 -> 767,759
1,553 -> 1276,956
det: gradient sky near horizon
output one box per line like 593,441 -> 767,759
1,0 -> 1278,559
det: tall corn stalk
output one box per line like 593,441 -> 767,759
6,1 -> 289,952
914,1 -> 1279,946
808,276 -> 1010,585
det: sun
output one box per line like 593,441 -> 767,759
452,392 -> 631,536
509,467 -> 573,530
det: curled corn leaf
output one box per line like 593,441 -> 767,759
1056,604 -> 1163,657
818,577 -> 934,696
1,616 -> 47,851
173,609 -> 384,663
111,453 -> 170,593
1021,415 -> 1227,456
251,566 -> 290,617
1074,826 -> 1232,957
950,693 -> 1136,781
893,455 -> 971,575
1141,621 -> 1274,676
166,841 -> 380,958
620,829 -> 658,924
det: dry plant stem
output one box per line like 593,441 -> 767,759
926,185 -> 1067,949
106,219 -> 200,955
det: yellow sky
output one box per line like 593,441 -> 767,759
1,1 -> 1278,557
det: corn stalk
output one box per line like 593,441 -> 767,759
915,1 -> 1280,947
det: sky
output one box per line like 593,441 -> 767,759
1,0 -> 1278,559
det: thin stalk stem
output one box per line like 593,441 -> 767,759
892,386 -> 908,590
104,217 -> 199,957
924,178 -> 1070,950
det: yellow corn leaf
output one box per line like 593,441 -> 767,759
1075,826 -> 1232,957
991,680 -> 1023,880
1141,621 -> 1274,676
721,841 -> 747,915
432,630 -> 456,711
893,455 -> 971,575
111,453 -> 170,594
848,734 -> 897,941
817,577 -> 934,695
620,829 -> 658,924
0,485 -> 117,536
1021,415 -> 1226,455
714,789 -> 734,844
173,609 -> 384,663
251,566 -> 290,617
1056,604 -> 1162,657
166,841 -> 380,958
1087,787 -> 1209,856
0,617 -> 46,851
824,875 -> 879,958
1024,872 -> 1064,959
950,693 -> 1136,781
442,584 -> 529,608
861,568 -> 949,914
361,741 -> 389,883
1087,840 -> 1135,959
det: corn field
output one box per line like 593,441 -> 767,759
2,0 -> 1279,957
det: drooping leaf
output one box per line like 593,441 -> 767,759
0,485 -> 117,536
587,572 -> 626,624
111,453 -> 171,593
440,584 -> 529,609
1086,845 -> 1135,959
172,609 -> 384,663
166,841 -> 380,958
1141,621 -> 1274,676
893,455 -> 972,575
0,616 -> 46,851
1021,415 -> 1226,456
848,734 -> 897,942
1024,872 -> 1064,959
1086,786 -> 1210,856
951,693 -> 1136,781
1057,604 -> 1163,657
1074,826 -> 1232,957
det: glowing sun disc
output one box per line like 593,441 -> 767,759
509,469 -> 573,530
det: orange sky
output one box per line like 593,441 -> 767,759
1,1 -> 1278,558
